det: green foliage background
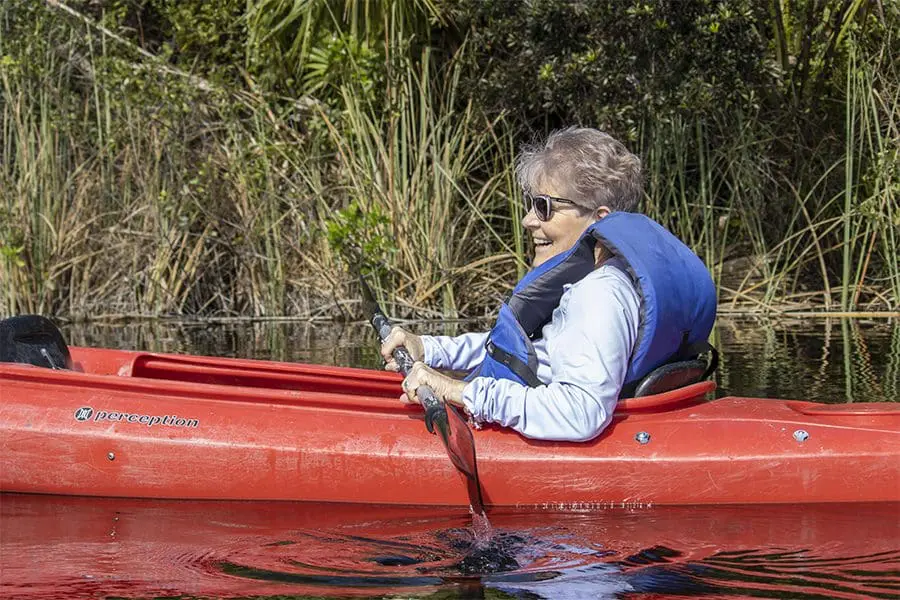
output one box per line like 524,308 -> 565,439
1,0 -> 897,318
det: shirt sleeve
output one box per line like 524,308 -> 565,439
421,332 -> 489,372
461,269 -> 640,442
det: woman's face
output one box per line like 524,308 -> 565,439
522,179 -> 604,268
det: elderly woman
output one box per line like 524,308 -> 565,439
382,127 -> 716,442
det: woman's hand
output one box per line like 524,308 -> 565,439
401,362 -> 467,410
380,326 -> 425,371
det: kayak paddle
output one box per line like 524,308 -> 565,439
359,275 -> 486,516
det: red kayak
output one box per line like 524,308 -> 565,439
1,346 -> 898,506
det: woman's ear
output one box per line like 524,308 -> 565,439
595,206 -> 611,220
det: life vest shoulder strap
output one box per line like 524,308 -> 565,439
484,338 -> 543,387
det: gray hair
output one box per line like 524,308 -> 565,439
515,127 -> 643,213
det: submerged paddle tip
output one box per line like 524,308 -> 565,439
470,509 -> 493,545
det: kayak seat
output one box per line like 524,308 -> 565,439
631,358 -> 710,398
0,314 -> 73,370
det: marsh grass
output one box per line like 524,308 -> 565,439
1,3 -> 897,320
317,40 -> 520,318
0,30 -> 100,315
0,7 -> 310,318
640,30 -> 898,314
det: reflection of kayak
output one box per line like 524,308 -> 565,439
1,346 -> 898,506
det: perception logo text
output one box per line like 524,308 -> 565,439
73,407 -> 199,428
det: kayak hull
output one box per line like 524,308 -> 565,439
1,347 -> 898,506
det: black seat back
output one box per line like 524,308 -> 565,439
0,315 -> 72,370
632,358 -> 709,397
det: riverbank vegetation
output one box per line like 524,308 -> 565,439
1,1 -> 897,319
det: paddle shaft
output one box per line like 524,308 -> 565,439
359,277 -> 485,515
370,313 -> 449,433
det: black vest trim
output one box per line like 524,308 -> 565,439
485,339 -> 543,388
506,235 -> 596,339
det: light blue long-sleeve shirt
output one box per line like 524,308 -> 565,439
422,263 -> 640,442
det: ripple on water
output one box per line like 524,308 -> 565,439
1,495 -> 898,599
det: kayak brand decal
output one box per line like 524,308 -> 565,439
73,406 -> 199,428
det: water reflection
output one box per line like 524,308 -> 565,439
715,317 -> 899,403
59,316 -> 900,403
2,494 -> 897,599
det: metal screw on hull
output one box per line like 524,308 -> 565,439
793,430 -> 809,442
635,431 -> 651,444
107,452 -> 115,461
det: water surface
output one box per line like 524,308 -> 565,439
2,495 -> 898,599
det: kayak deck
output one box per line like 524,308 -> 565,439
1,347 -> 898,506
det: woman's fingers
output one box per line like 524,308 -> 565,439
380,326 -> 424,370
400,361 -> 426,403
399,362 -> 467,410
380,326 -> 407,366
380,327 -> 401,370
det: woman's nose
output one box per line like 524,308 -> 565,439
522,207 -> 539,229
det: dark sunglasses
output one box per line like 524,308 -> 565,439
524,192 -> 580,222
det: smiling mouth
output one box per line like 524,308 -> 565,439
533,239 -> 552,248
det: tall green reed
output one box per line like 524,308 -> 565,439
319,42 -> 518,318
840,35 -> 898,311
0,2 -> 330,318
2,1 -> 896,320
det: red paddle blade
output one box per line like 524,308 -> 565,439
440,405 -> 484,515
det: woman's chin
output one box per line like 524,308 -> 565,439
531,247 -> 555,268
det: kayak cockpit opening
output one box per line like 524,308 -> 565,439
126,353 -> 404,398
0,315 -> 716,410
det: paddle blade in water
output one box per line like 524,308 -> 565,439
446,405 -> 485,517
356,273 -> 487,519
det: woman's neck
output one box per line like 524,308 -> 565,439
594,243 -> 611,267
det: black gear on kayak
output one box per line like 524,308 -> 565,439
0,315 -> 72,370
625,355 -> 717,398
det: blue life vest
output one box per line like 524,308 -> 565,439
475,212 -> 717,391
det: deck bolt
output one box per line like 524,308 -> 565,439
107,452 -> 115,461
793,430 -> 809,443
635,431 -> 651,445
